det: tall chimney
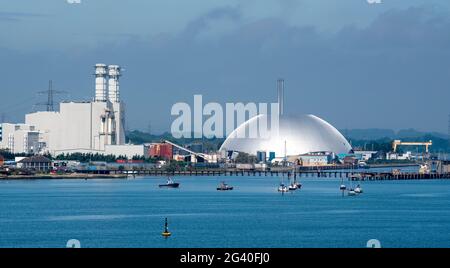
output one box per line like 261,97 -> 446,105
108,65 -> 121,103
94,64 -> 108,102
277,79 -> 284,116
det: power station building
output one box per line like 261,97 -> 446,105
0,123 -> 40,154
1,64 -> 146,159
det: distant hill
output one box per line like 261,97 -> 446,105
340,128 -> 449,140
339,129 -> 395,140
396,129 -> 448,140
126,129 -> 449,153
343,129 -> 450,153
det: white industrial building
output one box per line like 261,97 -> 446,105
1,64 -> 146,159
0,123 -> 41,154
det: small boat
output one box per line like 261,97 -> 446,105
162,217 -> 171,237
288,181 -> 302,191
288,184 -> 298,191
289,176 -> 302,191
347,189 -> 357,196
217,182 -> 234,191
159,177 -> 180,188
279,141 -> 290,193
278,183 -> 289,193
339,176 -> 346,191
354,184 -> 363,194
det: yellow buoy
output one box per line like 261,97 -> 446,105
162,217 -> 171,237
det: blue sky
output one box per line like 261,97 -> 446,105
1,0 -> 450,134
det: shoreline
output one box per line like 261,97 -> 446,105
0,173 -> 129,180
0,163 -> 424,181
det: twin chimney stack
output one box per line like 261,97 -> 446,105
94,63 -> 121,103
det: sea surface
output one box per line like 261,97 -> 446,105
1,172 -> 450,248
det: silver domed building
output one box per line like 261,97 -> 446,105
220,79 -> 352,157
220,114 -> 352,157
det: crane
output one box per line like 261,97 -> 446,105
392,140 -> 432,153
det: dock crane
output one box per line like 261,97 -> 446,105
392,140 -> 432,153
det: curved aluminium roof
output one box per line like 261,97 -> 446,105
219,114 -> 352,156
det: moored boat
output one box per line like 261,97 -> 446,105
354,184 -> 363,194
278,183 -> 289,193
159,177 -> 180,188
217,182 -> 234,191
289,176 -> 302,191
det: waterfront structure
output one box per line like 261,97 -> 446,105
298,151 -> 334,167
386,151 -> 412,160
149,143 -> 173,160
173,154 -> 187,161
18,155 -> 52,172
0,155 -> 4,166
342,155 -> 358,166
437,160 -> 450,174
219,79 -> 352,158
220,114 -> 352,157
163,140 -> 219,163
1,64 -> 146,159
392,140 -> 432,153
0,123 -> 40,154
26,64 -> 125,153
354,151 -> 377,161
257,151 -> 267,163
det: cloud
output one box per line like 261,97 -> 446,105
335,7 -> 450,50
1,5 -> 450,133
181,6 -> 243,40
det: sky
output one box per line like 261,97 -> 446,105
1,0 -> 450,134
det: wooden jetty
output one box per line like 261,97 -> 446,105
75,169 -> 450,181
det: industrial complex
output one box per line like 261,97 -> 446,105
0,65 -> 443,174
0,64 -> 145,159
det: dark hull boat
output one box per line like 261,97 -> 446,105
217,182 -> 233,191
159,178 -> 180,188
159,183 -> 180,188
289,183 -> 302,191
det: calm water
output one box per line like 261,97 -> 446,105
0,174 -> 450,248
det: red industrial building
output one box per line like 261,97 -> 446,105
149,143 -> 173,160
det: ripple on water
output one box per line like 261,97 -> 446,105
45,213 -> 216,222
400,193 -> 445,198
